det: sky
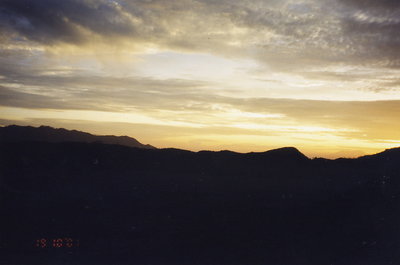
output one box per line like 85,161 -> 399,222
0,0 -> 399,158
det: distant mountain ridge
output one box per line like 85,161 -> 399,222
1,125 -> 399,159
0,125 -> 311,158
0,125 -> 155,149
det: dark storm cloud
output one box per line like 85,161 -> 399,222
338,0 -> 400,9
1,0 -> 399,69
336,0 -> 400,65
0,0 -> 137,44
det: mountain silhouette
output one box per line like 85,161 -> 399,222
0,125 -> 155,149
253,146 -> 309,161
1,125 -> 400,265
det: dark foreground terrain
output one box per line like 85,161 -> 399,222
1,126 -> 400,265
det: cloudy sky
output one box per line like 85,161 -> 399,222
1,0 -> 399,157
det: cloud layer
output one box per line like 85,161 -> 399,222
1,0 -> 400,67
1,0 -> 400,156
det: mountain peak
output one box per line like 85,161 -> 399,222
0,125 -> 156,149
262,147 -> 309,160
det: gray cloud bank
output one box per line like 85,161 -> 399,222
1,68 -> 400,142
1,0 -> 399,70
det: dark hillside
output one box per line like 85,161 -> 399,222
0,125 -> 155,149
1,133 -> 400,264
